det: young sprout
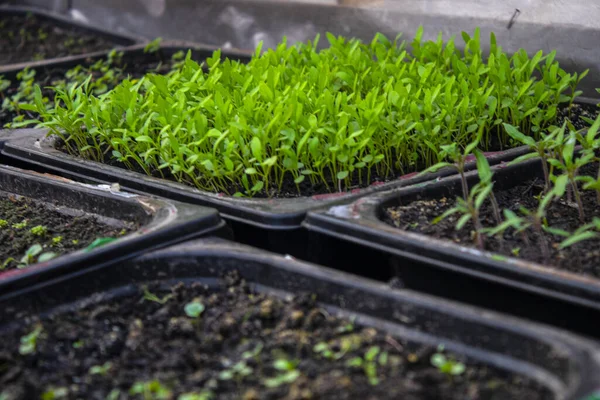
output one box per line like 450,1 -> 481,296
19,325 -> 43,355
12,220 -> 28,229
503,122 -> 563,192
142,287 -> 173,304
0,219 -> 7,228
263,357 -> 300,388
52,236 -> 63,245
345,346 -> 387,386
546,217 -> 600,250
430,346 -> 466,377
89,362 -> 112,376
420,134 -> 482,201
144,37 -> 163,54
30,225 -> 47,236
129,380 -> 172,400
474,149 -> 501,223
19,244 -> 57,268
41,387 -> 68,400
184,300 -> 205,318
548,132 -> 593,223
433,181 -> 491,249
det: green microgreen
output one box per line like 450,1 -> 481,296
19,325 -> 43,355
184,300 -> 205,318
30,224 -> 47,236
430,346 -> 466,377
29,28 -> 582,197
129,380 -> 172,400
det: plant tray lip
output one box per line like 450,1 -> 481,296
304,156 -> 600,310
0,40 -> 253,79
2,237 -> 599,399
0,163 -> 225,294
0,5 -> 141,69
0,129 -> 528,229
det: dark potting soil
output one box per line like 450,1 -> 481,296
0,195 -> 135,272
0,13 -> 120,65
384,163 -> 600,277
0,272 -> 551,400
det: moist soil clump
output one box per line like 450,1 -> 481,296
0,13 -> 120,65
0,195 -> 136,271
384,163 -> 600,277
0,272 -> 551,400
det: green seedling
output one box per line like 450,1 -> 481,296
30,28 -> 582,197
474,149 -> 501,223
346,345 -> 387,386
263,357 -> 300,388
18,244 -> 57,267
30,224 -> 47,236
52,236 -> 63,245
85,237 -> 118,251
504,122 -> 564,192
0,219 -> 7,228
19,325 -> 43,355
178,392 -> 214,400
184,300 -> 205,318
142,286 -> 173,304
548,132 -> 593,223
12,220 -> 27,229
144,37 -> 163,54
89,361 -> 112,376
434,181 -> 491,249
129,380 -> 172,400
430,346 -> 466,377
545,217 -> 600,250
41,387 -> 68,400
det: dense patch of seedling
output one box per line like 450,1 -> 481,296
29,28 -> 585,197
387,114 -> 600,273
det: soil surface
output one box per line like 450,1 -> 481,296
0,271 -> 551,400
0,195 -> 135,272
0,13 -> 121,65
384,163 -> 600,277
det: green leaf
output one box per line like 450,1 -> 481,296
337,171 -> 349,180
38,252 -> 57,263
503,123 -> 536,147
184,301 -> 205,318
560,232 -> 598,249
85,237 -> 118,252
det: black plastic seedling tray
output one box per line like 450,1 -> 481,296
0,164 -> 228,294
0,128 -> 528,257
0,238 -> 599,399
0,5 -> 139,68
303,157 -> 600,338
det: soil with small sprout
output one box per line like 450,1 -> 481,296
0,13 -> 123,65
0,194 -> 135,272
384,163 -> 600,277
0,271 -> 551,400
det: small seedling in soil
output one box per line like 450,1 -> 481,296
430,346 -> 466,377
30,224 -> 47,236
19,325 -> 43,355
433,180 -> 491,249
88,361 -> 112,376
12,220 -> 27,229
0,219 -> 7,228
144,37 -> 163,54
263,357 -> 300,388
346,345 -> 387,386
178,392 -> 214,400
41,387 -> 68,400
184,300 -> 205,318
18,244 -> 57,267
142,286 -> 173,304
52,236 -> 63,245
129,380 -> 172,400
